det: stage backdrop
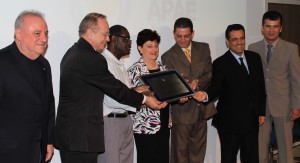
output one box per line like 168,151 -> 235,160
0,0 -> 265,162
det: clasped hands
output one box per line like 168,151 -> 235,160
192,91 -> 208,102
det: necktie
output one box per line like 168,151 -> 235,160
239,57 -> 248,75
184,48 -> 191,63
267,44 -> 273,63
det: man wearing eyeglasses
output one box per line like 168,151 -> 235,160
55,13 -> 167,163
97,25 -> 137,163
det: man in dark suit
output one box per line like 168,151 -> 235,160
248,11 -> 300,163
194,24 -> 266,163
54,13 -> 167,163
161,17 -> 216,163
0,10 -> 55,163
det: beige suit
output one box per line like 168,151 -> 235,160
249,38 -> 300,163
162,41 -> 216,163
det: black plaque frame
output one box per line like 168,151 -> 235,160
138,70 -> 194,102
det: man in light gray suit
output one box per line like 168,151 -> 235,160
161,17 -> 216,163
248,10 -> 300,163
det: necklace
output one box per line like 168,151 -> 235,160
146,61 -> 158,70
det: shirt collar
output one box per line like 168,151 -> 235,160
264,38 -> 279,48
101,48 -> 125,66
181,42 -> 192,52
230,50 -> 245,60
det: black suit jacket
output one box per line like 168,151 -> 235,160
54,38 -> 143,153
206,50 -> 266,133
0,42 -> 55,163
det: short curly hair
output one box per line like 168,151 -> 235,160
136,29 -> 161,55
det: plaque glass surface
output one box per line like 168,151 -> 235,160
138,70 -> 194,102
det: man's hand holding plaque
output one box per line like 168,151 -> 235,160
133,85 -> 152,96
145,96 -> 168,110
138,70 -> 195,103
133,85 -> 167,110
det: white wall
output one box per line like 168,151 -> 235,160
0,0 -> 265,162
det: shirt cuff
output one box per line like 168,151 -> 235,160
142,95 -> 147,104
203,92 -> 209,102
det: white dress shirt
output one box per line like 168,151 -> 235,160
102,49 -> 136,116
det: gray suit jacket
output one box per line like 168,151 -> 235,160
161,41 -> 216,125
249,38 -> 300,116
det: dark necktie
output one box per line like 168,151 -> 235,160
267,44 -> 273,63
239,57 -> 248,75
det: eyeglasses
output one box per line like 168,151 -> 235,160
99,30 -> 110,37
114,34 -> 131,41
92,28 -> 110,37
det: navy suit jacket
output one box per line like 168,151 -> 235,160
0,42 -> 55,163
206,50 -> 266,133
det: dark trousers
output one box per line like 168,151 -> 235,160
218,130 -> 259,163
0,141 -> 40,163
59,149 -> 98,163
134,127 -> 170,163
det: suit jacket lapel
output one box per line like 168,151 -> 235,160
255,41 -> 267,66
190,42 -> 198,67
226,50 -> 249,78
271,38 -> 283,65
173,44 -> 191,66
245,51 -> 255,77
255,39 -> 284,66
225,51 -> 239,67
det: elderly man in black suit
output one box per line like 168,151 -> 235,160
0,10 -> 55,163
194,24 -> 266,163
54,13 -> 167,163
